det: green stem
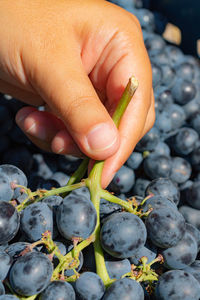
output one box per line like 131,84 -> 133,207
112,76 -> 139,127
100,190 -> 135,213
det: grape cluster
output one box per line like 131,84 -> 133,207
0,0 -> 200,299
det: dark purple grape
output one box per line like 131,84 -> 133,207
186,223 -> 200,251
161,231 -> 198,269
0,105 -> 13,136
152,141 -> 171,157
183,95 -> 200,119
176,62 -> 195,81
145,178 -> 180,205
184,181 -> 200,209
161,65 -> 176,87
20,202 -> 53,242
155,270 -> 200,300
134,8 -> 155,32
172,127 -> 199,155
0,172 -> 14,202
0,251 -> 12,281
141,195 -> 177,213
146,207 -> 185,248
5,242 -> 36,262
165,45 -> 184,66
75,272 -> 105,300
171,78 -> 196,105
170,157 -> 192,184
190,112 -> 200,134
56,194 -> 97,240
0,201 -> 20,244
102,278 -> 144,300
52,171 -> 70,186
100,198 -> 122,220
126,152 -> 143,170
136,127 -> 160,151
9,252 -> 53,296
143,154 -> 172,180
100,212 -> 147,258
145,33 -> 165,53
179,206 -> 200,231
184,260 -> 200,285
133,178 -> 151,198
111,166 -> 135,193
166,104 -> 186,130
129,241 -> 157,265
0,164 -> 27,187
105,259 -> 131,279
40,280 -> 76,300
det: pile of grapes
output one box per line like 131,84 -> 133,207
0,1 -> 200,299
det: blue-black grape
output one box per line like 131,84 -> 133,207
143,153 -> 172,180
186,223 -> 200,251
102,277 -> 144,300
176,62 -> 195,81
146,207 -> 185,248
9,252 -> 53,296
184,260 -> 200,285
20,202 -> 53,242
0,251 -> 12,281
133,178 -> 151,198
170,157 -> 192,184
5,242 -> 36,262
105,259 -> 131,279
39,280 -> 76,300
0,173 -> 14,202
51,171 -> 70,186
171,78 -> 196,105
141,195 -> 177,213
152,141 -> 171,157
75,272 -> 105,300
111,166 -> 135,193
179,205 -> 200,231
0,201 -> 20,244
190,112 -> 200,134
100,212 -> 147,258
184,181 -> 200,209
126,152 -> 143,170
129,241 -> 157,265
0,164 -> 27,188
56,194 -> 97,240
190,146 -> 200,171
135,127 -> 160,152
100,198 -> 122,220
145,178 -> 180,205
161,231 -> 198,269
172,127 -> 199,155
155,270 -> 200,300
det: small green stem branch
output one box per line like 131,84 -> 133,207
16,181 -> 86,212
100,189 -> 135,213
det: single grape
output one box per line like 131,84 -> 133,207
102,277 -> 144,300
0,251 -> 12,281
100,212 -> 147,258
52,171 -> 70,186
146,207 -> 185,248
111,166 -> 135,193
0,201 -> 20,244
9,252 -> 53,296
186,223 -> 200,251
155,270 -> 200,300
133,178 -> 151,198
0,295 -> 18,299
20,202 -> 53,242
179,206 -> 200,231
170,157 -> 192,184
184,260 -> 200,285
172,127 -> 199,155
56,194 -> 97,240
0,173 -> 13,202
143,153 -> 172,180
105,259 -> 131,279
161,231 -> 198,269
126,152 -> 143,170
75,272 -> 105,300
141,195 -> 177,213
136,127 -> 160,151
129,241 -> 157,266
145,178 -> 180,205
39,280 -> 76,300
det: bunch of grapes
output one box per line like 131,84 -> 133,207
0,0 -> 200,299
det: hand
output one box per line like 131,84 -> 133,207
0,0 -> 155,187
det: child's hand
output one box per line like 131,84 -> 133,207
0,0 -> 155,187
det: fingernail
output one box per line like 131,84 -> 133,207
86,123 -> 119,152
25,121 -> 47,140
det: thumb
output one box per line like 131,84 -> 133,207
28,51 -> 120,160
